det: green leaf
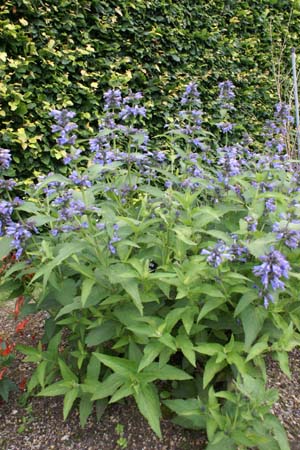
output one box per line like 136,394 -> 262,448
176,334 -> 196,366
247,236 -> 276,258
276,351 -> 291,378
204,229 -> 232,243
86,354 -> 101,381
63,387 -> 79,420
0,378 -> 17,402
246,342 -> 269,362
110,383 -> 134,403
31,242 -> 86,287
241,305 -> 266,351
263,414 -> 290,450
196,284 -> 225,298
0,280 -> 24,302
203,356 -> 227,388
17,344 -> 42,363
121,279 -> 143,314
234,290 -> 258,317
194,343 -> 224,356
85,321 -> 117,347
81,278 -> 96,307
164,307 -> 187,332
206,432 -> 235,450
198,297 -> 225,322
54,279 -> 77,306
141,363 -> 192,382
91,373 -> 124,401
134,383 -> 162,438
159,333 -> 177,351
182,307 -> 197,334
230,430 -> 260,447
79,394 -> 93,428
93,353 -> 136,377
138,342 -> 163,372
55,300 -> 81,319
174,226 -> 196,246
68,262 -> 95,280
163,398 -> 206,430
0,236 -> 12,259
59,359 -> 78,383
38,381 -> 70,397
36,360 -> 48,388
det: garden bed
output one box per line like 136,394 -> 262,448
0,300 -> 299,450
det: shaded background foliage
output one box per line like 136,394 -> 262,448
0,0 -> 298,178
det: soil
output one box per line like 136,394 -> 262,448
0,300 -> 299,450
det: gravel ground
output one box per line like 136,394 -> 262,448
0,300 -> 299,450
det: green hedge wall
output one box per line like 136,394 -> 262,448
0,0 -> 298,178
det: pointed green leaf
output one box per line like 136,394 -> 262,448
206,432 -> 235,450
134,383 -> 162,438
234,290 -> 258,317
59,359 -> 78,383
176,334 -> 196,366
79,394 -> 93,428
246,342 -> 269,362
203,356 -> 227,389
165,307 -> 187,333
276,351 -> 291,378
36,360 -> 48,389
194,343 -> 224,356
121,279 -> 143,314
38,381 -> 70,397
158,333 -> 177,351
81,278 -> 96,307
31,242 -> 86,287
110,383 -> 134,403
85,321 -> 117,347
138,342 -> 163,372
241,305 -> 266,351
141,363 -> 192,382
86,354 -> 101,381
93,353 -> 136,377
63,387 -> 79,420
263,414 -> 290,450
0,236 -> 12,259
55,300 -> 81,319
90,373 -> 124,401
198,298 -> 225,322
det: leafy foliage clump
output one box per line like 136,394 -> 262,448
0,0 -> 299,178
1,82 -> 299,449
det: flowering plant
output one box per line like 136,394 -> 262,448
1,82 -> 300,449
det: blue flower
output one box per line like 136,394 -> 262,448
180,82 -> 201,106
0,148 -> 11,170
119,105 -> 146,121
265,198 -> 276,212
218,80 -> 235,109
216,122 -> 235,133
5,222 -> 32,259
244,216 -> 258,232
108,224 -> 121,254
103,89 -> 122,110
217,146 -> 240,177
201,241 -> 234,267
253,248 -> 290,292
68,170 -> 92,188
50,109 -> 78,146
0,179 -> 17,191
273,222 -> 300,248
